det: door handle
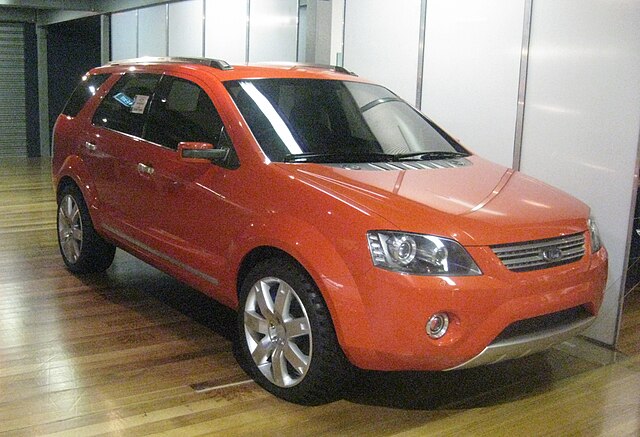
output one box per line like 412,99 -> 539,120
137,163 -> 155,175
85,142 -> 97,151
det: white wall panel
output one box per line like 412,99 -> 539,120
421,0 -> 524,168
520,0 -> 640,345
168,0 -> 204,57
248,0 -> 298,63
205,0 -> 247,63
138,5 -> 167,57
111,10 -> 137,60
343,0 -> 421,104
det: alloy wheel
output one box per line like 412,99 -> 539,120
58,194 -> 83,264
243,276 -> 312,388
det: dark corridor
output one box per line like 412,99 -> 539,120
47,15 -> 101,143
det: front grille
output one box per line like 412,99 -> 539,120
492,233 -> 585,272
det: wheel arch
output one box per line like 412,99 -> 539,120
53,155 -> 100,218
236,246 -> 322,301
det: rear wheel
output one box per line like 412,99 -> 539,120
57,184 -> 115,273
235,257 -> 351,405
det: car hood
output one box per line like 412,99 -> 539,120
279,155 -> 589,246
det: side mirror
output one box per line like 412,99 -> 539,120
178,142 -> 229,164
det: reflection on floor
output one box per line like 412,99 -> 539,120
1,158 -> 639,435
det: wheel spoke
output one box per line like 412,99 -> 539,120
70,239 -> 81,261
271,344 -> 287,386
274,282 -> 293,320
251,336 -> 275,365
64,195 -> 74,219
62,238 -> 73,255
284,317 -> 310,339
284,342 -> 309,375
72,227 -> 83,241
58,209 -> 68,228
244,311 -> 269,335
255,281 -> 275,319
69,205 -> 80,225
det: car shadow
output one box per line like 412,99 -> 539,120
342,350 -> 592,410
78,250 -> 601,411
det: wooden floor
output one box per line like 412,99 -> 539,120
1,157 -> 639,436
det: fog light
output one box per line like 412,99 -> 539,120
426,313 -> 449,339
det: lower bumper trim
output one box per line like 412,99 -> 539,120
445,313 -> 596,371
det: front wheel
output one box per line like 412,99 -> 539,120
235,258 -> 351,405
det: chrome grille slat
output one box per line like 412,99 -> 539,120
492,233 -> 586,272
492,234 -> 584,254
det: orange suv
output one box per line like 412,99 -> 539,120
52,57 -> 608,405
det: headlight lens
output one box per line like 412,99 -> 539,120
588,216 -> 602,253
367,231 -> 481,276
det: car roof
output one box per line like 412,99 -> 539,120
89,57 -> 367,83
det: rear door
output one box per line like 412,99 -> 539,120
87,72 -> 162,232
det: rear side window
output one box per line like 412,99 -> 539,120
144,76 -> 224,150
61,74 -> 110,117
92,73 -> 160,138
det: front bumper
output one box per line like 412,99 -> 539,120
322,244 -> 608,371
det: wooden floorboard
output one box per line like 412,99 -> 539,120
1,157 -> 638,436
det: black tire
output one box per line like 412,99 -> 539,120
234,257 -> 352,405
56,183 -> 116,274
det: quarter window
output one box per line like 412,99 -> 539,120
62,73 -> 110,117
92,73 -> 160,137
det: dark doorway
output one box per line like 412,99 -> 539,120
47,15 -> 102,141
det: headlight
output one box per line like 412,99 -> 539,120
367,231 -> 481,276
588,216 -> 602,253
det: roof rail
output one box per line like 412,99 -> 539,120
254,62 -> 357,76
108,56 -> 233,71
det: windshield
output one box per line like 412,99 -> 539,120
224,79 -> 468,163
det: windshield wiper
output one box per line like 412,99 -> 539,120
284,152 -> 395,163
284,150 -> 469,164
394,151 -> 469,161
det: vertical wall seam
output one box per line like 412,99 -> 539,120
340,0 -> 346,67
100,14 -> 110,63
36,23 -> 49,157
165,4 -> 169,56
135,9 -> 139,57
202,0 -> 206,57
295,0 -> 300,62
165,4 -> 170,56
245,0 -> 251,63
415,0 -> 427,110
512,0 -> 533,171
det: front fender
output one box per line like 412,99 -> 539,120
231,213 -> 377,365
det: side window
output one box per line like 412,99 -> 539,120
92,73 -> 160,138
62,73 -> 110,117
144,76 -> 224,150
